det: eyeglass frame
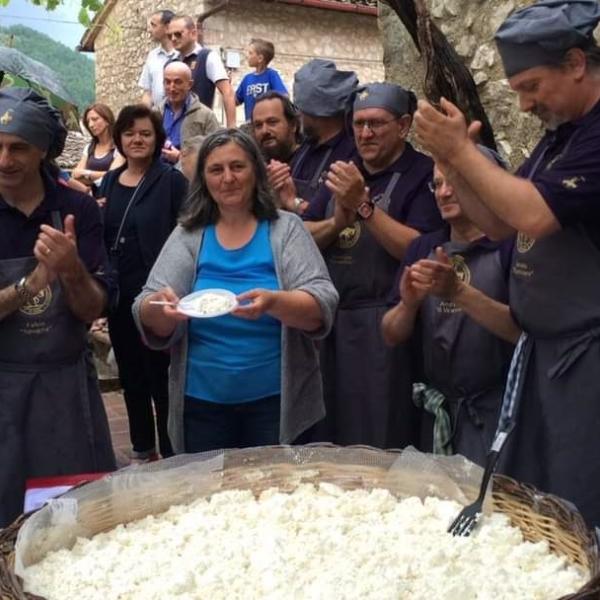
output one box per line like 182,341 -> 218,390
428,178 -> 453,194
351,116 -> 399,134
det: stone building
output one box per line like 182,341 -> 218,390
379,0 -> 553,165
79,0 -> 384,124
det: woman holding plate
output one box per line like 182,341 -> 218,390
133,129 -> 338,453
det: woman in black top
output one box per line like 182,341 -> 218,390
73,103 -> 124,195
99,104 -> 188,461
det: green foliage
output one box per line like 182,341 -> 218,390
0,24 -> 95,110
0,0 -> 100,24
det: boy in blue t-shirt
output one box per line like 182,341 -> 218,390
235,38 -> 288,122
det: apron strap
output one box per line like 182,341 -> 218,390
547,324 -> 600,379
375,172 -> 402,213
291,144 -> 311,179
309,146 -> 334,191
51,210 -> 63,232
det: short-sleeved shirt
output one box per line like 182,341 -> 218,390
304,142 -> 443,233
518,99 -> 600,250
177,44 -> 228,109
138,45 -> 178,107
235,68 -> 288,121
0,172 -> 110,290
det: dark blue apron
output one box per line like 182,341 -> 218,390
419,240 -> 514,465
312,173 -> 420,448
497,131 -> 600,526
291,144 -> 333,203
0,211 -> 115,526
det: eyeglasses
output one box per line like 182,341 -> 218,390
428,179 -> 453,193
352,117 -> 398,133
167,31 -> 184,39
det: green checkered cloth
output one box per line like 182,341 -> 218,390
412,383 -> 453,455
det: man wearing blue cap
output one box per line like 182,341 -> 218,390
414,0 -> 600,525
0,89 -> 116,526
303,82 -> 443,448
267,59 -> 357,214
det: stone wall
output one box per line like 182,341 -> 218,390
93,0 -> 384,123
378,0 -> 543,166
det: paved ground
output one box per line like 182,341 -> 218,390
102,390 -> 132,468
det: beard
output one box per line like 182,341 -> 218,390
532,106 -> 568,131
260,138 -> 294,162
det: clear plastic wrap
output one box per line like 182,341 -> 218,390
14,445 -> 489,576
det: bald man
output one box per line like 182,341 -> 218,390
160,61 -> 220,164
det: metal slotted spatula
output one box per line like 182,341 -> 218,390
448,333 -> 530,537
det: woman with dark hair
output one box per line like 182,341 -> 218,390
132,129 -> 338,453
99,104 -> 188,462
72,103 -> 124,194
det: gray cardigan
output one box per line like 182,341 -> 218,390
132,210 -> 338,453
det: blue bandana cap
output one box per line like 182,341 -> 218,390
495,0 -> 600,77
0,88 -> 67,158
353,82 -> 417,117
293,59 -> 358,117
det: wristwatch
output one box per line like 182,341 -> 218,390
293,197 -> 306,214
14,276 -> 35,303
357,199 -> 375,220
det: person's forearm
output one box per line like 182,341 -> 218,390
268,290 -> 323,332
365,209 -> 420,261
139,296 -> 179,339
453,283 -> 521,344
141,90 -> 153,108
73,169 -> 104,183
59,259 -> 106,322
445,168 -> 515,240
381,301 -> 419,346
221,87 -> 236,127
0,283 -> 26,321
449,142 -> 560,239
305,218 -> 345,249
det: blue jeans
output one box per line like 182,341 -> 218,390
183,394 -> 280,453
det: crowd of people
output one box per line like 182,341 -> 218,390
1,0 -> 599,535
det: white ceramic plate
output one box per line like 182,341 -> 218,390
177,289 -> 238,318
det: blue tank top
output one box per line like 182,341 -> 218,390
185,220 -> 282,403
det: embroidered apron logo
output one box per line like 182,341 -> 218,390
450,254 -> 471,285
336,222 -> 361,249
516,232 -> 536,254
19,286 -> 53,316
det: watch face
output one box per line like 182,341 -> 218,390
357,201 -> 374,220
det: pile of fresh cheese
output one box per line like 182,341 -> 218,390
23,483 -> 587,600
189,292 -> 235,316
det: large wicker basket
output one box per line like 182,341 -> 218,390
1,445 -> 599,599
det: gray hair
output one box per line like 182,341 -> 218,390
180,128 -> 279,230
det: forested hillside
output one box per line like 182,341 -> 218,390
0,24 -> 94,110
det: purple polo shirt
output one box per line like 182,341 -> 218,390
290,129 -> 356,198
517,99 -> 600,249
0,172 -> 110,289
303,142 -> 443,234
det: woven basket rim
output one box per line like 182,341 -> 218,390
1,445 -> 599,600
